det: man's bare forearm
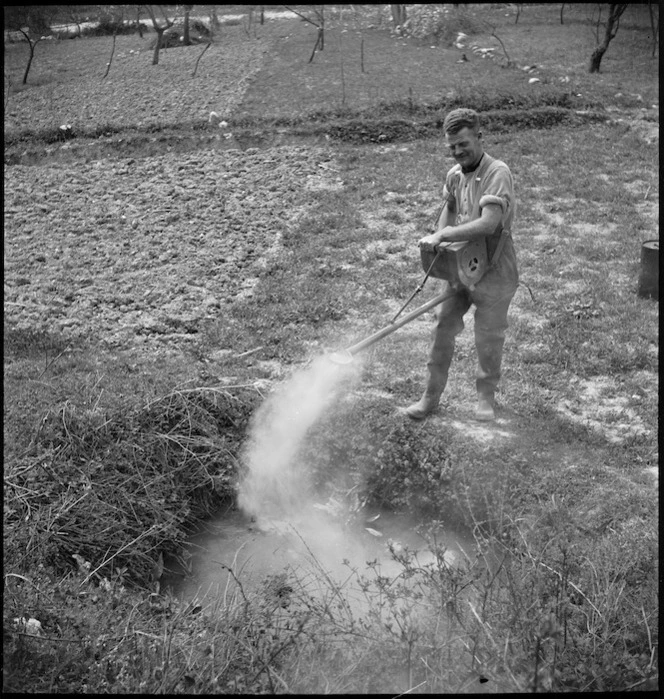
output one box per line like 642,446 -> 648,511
421,204 -> 502,250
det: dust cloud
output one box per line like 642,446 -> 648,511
179,351 -> 470,624
237,354 -> 360,526
233,352 -> 466,588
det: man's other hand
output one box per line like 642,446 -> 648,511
418,233 -> 444,252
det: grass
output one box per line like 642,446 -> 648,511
4,4 -> 659,694
235,3 -> 657,120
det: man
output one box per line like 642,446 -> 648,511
405,108 -> 518,422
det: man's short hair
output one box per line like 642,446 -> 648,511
443,108 -> 480,135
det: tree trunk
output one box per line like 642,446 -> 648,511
153,29 -> 165,65
391,4 -> 407,28
102,6 -> 123,79
308,27 -> 323,63
648,1 -> 659,57
102,28 -> 118,79
145,6 -> 175,66
318,6 -> 325,50
589,3 -> 628,73
588,45 -> 605,73
560,3 -> 565,25
192,41 -> 211,77
183,5 -> 192,46
210,7 -> 220,31
22,41 -> 36,84
18,30 -> 40,85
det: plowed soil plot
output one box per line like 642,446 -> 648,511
5,145 -> 336,352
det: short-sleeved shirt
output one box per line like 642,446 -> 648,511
442,153 -> 515,244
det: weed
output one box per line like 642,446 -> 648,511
4,384 -> 256,588
81,19 -> 147,38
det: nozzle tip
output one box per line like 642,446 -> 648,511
327,350 -> 354,365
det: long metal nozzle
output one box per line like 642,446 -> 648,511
327,289 -> 454,364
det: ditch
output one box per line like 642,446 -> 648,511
163,505 -> 476,615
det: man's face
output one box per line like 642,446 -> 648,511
445,127 -> 483,171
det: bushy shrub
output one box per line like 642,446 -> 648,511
190,19 -> 211,37
301,397 -> 460,518
81,19 -> 147,37
38,123 -> 76,144
397,5 -> 484,44
4,388 -> 254,584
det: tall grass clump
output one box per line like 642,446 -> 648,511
299,396 -> 460,520
399,4 -> 487,45
281,387 -> 658,692
80,18 -> 148,37
4,387 -> 255,586
272,493 -> 657,693
3,378 -> 269,692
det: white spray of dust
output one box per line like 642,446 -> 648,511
230,351 -> 470,618
237,355 -> 359,524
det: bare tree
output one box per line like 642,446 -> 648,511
182,4 -> 193,46
479,18 -> 513,68
338,18 -> 346,107
350,4 -> 366,73
62,5 -> 89,37
143,4 -> 176,65
135,6 -> 145,37
589,3 -> 628,73
3,6 -> 55,85
515,4 -> 523,24
589,3 -> 604,44
647,0 -> 659,57
16,30 -> 45,85
102,6 -> 125,79
5,5 -> 55,38
209,6 -> 220,32
192,41 -> 211,78
391,4 -> 407,28
312,5 -> 325,52
283,5 -> 325,62
242,5 -> 258,39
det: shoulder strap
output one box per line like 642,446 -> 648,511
489,227 -> 509,267
433,169 -> 461,229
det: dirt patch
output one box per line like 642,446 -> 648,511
4,33 -> 270,136
607,107 -> 659,145
4,145 -> 340,353
556,375 -> 654,444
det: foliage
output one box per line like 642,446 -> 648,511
3,5 -> 57,36
2,559 -> 330,693
397,4 -> 484,44
81,18 -> 148,38
300,397 -> 459,518
4,383 -> 256,586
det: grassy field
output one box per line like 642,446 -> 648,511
3,4 -> 659,694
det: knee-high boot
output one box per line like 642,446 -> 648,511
406,283 -> 466,420
475,330 -> 506,421
405,363 -> 449,420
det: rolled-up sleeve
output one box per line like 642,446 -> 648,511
478,164 -> 513,220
